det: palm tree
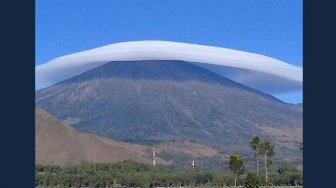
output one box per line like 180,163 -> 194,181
260,140 -> 275,184
249,136 -> 261,176
229,153 -> 244,188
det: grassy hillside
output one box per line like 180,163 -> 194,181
36,108 -> 169,166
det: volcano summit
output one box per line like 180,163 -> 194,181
36,41 -> 302,95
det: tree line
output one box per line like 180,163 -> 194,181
228,136 -> 303,187
35,136 -> 303,188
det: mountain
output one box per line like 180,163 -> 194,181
36,60 -> 302,165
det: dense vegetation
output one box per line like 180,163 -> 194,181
35,136 -> 303,187
35,160 -> 302,188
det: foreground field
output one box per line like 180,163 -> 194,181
36,161 -> 303,188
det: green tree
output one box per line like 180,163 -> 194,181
229,153 -> 244,188
276,163 -> 303,186
244,173 -> 259,188
249,136 -> 261,176
299,142 -> 303,151
260,140 -> 275,184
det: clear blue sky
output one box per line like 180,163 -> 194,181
36,0 -> 302,103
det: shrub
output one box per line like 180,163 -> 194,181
244,173 -> 259,188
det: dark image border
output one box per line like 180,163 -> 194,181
1,0 -> 335,187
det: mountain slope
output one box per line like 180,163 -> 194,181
36,60 -> 302,162
35,108 -> 168,166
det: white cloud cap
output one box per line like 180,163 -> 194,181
36,40 -> 302,94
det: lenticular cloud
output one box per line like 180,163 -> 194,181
35,40 -> 302,94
